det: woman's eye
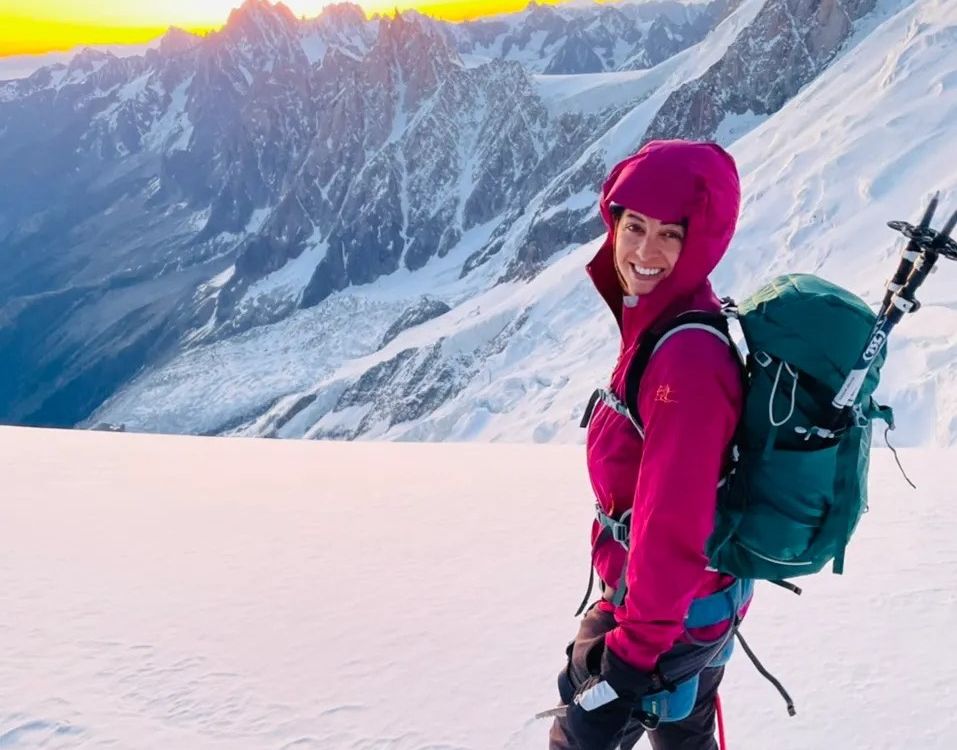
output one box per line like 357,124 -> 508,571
663,231 -> 683,241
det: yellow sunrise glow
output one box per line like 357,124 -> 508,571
0,0 -> 576,57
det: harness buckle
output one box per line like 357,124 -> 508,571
597,506 -> 632,548
610,522 -> 630,546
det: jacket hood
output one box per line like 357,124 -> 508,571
586,140 -> 741,342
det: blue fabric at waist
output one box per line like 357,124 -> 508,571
685,578 -> 754,630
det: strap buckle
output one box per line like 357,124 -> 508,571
610,521 -> 629,546
596,506 -> 632,548
719,297 -> 739,319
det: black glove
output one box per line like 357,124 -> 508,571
556,623 -> 608,705
564,639 -> 655,750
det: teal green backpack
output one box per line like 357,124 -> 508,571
623,274 -> 895,583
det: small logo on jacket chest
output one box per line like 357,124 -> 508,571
655,385 -> 678,404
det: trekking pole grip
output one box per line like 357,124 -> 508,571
828,199 -> 957,431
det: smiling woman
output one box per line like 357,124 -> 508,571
549,140 -> 746,750
611,208 -> 686,296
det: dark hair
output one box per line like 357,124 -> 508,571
611,204 -> 688,230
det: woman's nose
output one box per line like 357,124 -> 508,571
635,237 -> 655,260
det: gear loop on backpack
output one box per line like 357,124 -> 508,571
768,360 -> 799,428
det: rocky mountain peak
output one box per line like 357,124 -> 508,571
159,26 -> 203,57
524,1 -> 563,21
216,0 -> 305,72
67,48 -> 116,73
223,0 -> 298,41
593,4 -> 630,27
519,1 -> 567,34
316,2 -> 368,29
370,12 -> 462,72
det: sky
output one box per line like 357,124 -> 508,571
0,0 -> 572,56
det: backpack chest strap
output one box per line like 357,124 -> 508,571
581,388 -> 645,436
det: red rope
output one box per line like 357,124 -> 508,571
716,692 -> 727,750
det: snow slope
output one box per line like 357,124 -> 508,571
1,426 -> 954,748
531,0 -> 764,116
723,0 -> 957,445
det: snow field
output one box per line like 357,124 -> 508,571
1,426 -> 955,748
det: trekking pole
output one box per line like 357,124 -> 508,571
879,193 -> 939,316
807,197 -> 957,442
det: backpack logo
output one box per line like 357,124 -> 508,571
863,331 -> 887,361
655,385 -> 678,404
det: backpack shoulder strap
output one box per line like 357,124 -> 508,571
624,311 -> 735,430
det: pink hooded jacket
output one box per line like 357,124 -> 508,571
585,140 -> 745,672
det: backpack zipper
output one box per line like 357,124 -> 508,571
736,540 -> 815,567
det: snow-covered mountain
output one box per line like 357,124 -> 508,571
1,0 -> 955,447
443,0 -> 737,73
0,41 -> 159,82
645,0 -> 881,141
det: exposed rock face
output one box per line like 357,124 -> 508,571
544,31 -> 606,74
644,0 -> 877,142
380,298 -> 453,348
448,0 -> 736,74
306,307 -> 532,440
157,27 -> 202,57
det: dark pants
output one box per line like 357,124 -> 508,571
549,605 -> 723,750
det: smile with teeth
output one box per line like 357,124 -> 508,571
630,263 -> 664,277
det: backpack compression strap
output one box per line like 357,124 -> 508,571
624,311 -> 736,429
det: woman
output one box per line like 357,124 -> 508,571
549,140 -> 750,750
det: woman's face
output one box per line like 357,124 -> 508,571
613,209 -> 685,296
